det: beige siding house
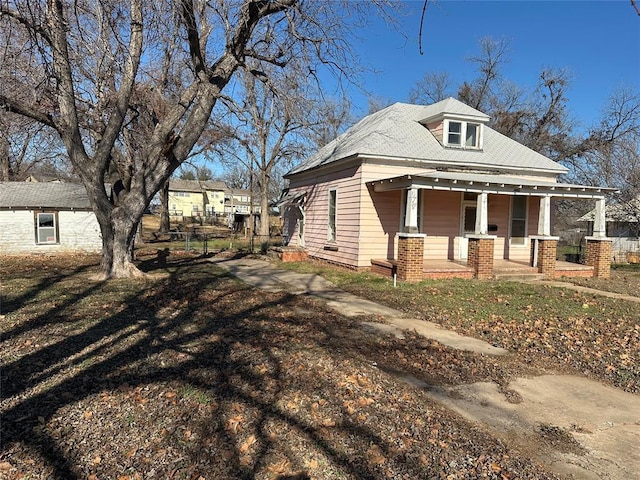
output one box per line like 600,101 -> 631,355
0,182 -> 102,254
282,98 -> 615,280
168,179 -> 228,218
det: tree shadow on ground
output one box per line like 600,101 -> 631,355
2,256 -> 447,479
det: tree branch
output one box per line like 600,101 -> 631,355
0,94 -> 57,130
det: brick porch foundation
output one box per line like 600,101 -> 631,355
530,237 -> 559,279
397,234 -> 425,282
585,238 -> 613,278
467,236 -> 495,279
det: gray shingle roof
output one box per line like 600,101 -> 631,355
169,179 -> 227,192
286,98 -> 567,177
0,182 -> 92,209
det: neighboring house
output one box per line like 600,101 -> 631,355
167,180 -> 263,219
168,179 -> 208,218
281,98 -> 615,280
578,196 -> 640,261
224,188 -> 261,215
0,182 -> 102,254
204,182 -> 228,216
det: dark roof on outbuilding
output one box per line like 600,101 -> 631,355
0,182 -> 92,210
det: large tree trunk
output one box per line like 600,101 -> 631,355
0,134 -> 9,181
96,202 -> 146,279
259,171 -> 270,237
159,180 -> 170,233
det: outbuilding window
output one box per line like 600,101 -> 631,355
35,211 -> 59,244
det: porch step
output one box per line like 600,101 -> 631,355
494,272 -> 545,281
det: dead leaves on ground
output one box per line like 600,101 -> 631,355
1,255 -> 563,479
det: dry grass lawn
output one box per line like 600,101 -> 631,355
2,252 -> 638,479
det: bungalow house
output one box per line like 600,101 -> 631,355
578,196 -> 640,262
281,98 -> 615,280
0,181 -> 102,254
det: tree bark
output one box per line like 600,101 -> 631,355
0,134 -> 9,181
259,170 -> 270,237
160,180 -> 170,233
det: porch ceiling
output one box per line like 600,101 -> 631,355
368,171 -> 617,199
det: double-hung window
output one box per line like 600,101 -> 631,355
328,189 -> 337,242
510,196 -> 528,245
447,121 -> 462,146
35,212 -> 59,244
466,123 -> 479,147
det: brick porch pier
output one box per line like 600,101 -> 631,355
585,237 -> 613,278
467,235 -> 496,279
397,233 -> 426,282
530,236 -> 559,279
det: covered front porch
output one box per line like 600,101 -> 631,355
371,257 -> 594,281
368,172 -> 616,281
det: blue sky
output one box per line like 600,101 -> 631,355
344,0 -> 639,131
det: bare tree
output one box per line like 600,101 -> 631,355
409,72 -> 452,104
213,65 -> 312,239
0,111 -> 67,181
457,36 -> 511,112
576,87 -> 640,232
221,162 -> 251,190
1,0 -> 400,278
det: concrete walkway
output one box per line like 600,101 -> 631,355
209,256 -> 508,356
210,255 -> 640,480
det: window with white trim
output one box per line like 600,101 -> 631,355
447,121 -> 462,146
466,123 -> 479,147
445,120 -> 481,149
35,212 -> 59,244
328,189 -> 337,242
510,196 -> 528,245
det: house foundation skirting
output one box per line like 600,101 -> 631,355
585,237 -> 613,278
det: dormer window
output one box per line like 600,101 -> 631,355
448,121 -> 462,145
466,123 -> 479,148
445,120 -> 482,149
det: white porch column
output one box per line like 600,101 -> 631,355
475,192 -> 488,235
537,195 -> 552,236
593,198 -> 607,238
405,187 -> 419,233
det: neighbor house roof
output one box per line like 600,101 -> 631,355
169,179 -> 227,192
578,196 -> 640,222
286,98 -> 568,177
0,182 -> 92,210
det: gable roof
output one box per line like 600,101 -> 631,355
286,98 -> 568,177
0,182 -> 92,210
